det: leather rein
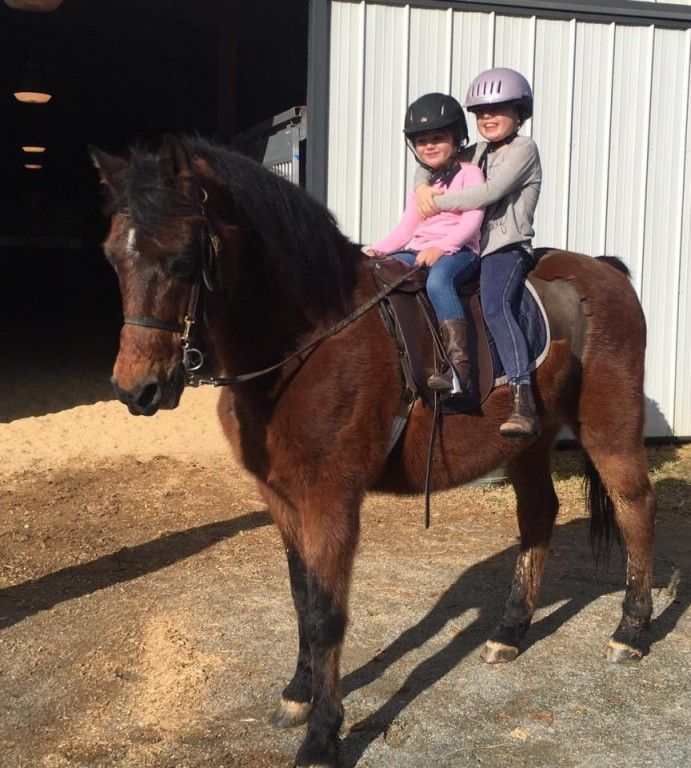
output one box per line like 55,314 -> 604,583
120,194 -> 422,388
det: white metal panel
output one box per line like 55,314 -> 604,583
641,27 -> 690,437
673,29 -> 691,438
360,2 -> 410,245
532,18 -> 576,250
567,22 -> 615,256
606,25 -> 655,292
327,1 -> 365,237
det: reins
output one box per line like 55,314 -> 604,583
119,201 -> 423,388
121,192 -> 440,527
191,262 -> 423,387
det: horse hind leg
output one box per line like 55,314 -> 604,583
580,441 -> 655,662
483,427 -> 560,663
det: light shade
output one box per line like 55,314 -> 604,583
13,60 -> 52,104
24,163 -> 43,170
4,1 -> 63,11
22,145 -> 46,153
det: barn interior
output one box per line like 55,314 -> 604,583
0,0 -> 309,420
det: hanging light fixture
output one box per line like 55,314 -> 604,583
22,145 -> 46,153
13,59 -> 52,103
4,2 -> 63,11
24,163 -> 44,170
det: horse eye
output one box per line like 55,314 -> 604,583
168,258 -> 195,278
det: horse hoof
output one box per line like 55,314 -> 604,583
270,697 -> 312,729
605,640 -> 643,664
482,640 -> 519,664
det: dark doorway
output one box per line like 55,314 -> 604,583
0,0 -> 309,420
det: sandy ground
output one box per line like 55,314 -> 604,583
1,369 -> 689,768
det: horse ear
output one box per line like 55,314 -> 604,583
159,135 -> 195,196
89,146 -> 127,193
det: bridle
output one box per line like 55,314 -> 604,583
119,189 -> 422,389
119,193 -> 219,380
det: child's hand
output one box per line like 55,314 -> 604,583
363,247 -> 382,258
415,247 -> 445,267
415,185 -> 443,219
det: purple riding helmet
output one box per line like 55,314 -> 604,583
465,67 -> 533,121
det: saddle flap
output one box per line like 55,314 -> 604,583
383,286 -> 495,412
370,256 -> 428,293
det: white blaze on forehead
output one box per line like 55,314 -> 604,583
126,227 -> 138,255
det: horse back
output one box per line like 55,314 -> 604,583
531,249 -> 645,357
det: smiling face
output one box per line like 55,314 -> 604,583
412,129 -> 456,169
473,103 -> 522,143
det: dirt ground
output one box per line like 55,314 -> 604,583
1,353 -> 689,768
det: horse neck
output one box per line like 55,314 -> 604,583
206,240 -> 353,381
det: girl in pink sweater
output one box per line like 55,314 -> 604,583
365,93 -> 484,398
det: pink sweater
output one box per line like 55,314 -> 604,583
372,163 -> 484,255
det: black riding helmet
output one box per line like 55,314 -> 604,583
404,92 -> 468,149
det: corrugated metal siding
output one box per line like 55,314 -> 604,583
327,1 -> 691,438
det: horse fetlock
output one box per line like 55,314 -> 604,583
295,731 -> 341,768
610,614 -> 648,652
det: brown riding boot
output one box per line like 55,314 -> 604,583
499,383 -> 540,437
427,318 -> 473,398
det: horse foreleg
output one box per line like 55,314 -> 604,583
294,495 -> 360,768
271,544 -> 313,728
483,428 -> 560,664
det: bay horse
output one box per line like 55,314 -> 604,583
90,136 -> 655,768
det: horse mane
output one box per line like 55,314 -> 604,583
184,137 -> 362,315
109,137 -> 363,317
102,147 -> 199,227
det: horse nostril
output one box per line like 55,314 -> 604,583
137,382 -> 161,410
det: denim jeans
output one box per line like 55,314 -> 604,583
390,248 -> 479,322
480,249 -> 531,385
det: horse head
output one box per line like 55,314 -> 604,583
90,136 -> 223,416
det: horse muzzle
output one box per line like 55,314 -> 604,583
112,363 -> 187,416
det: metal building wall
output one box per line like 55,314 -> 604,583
325,0 -> 691,439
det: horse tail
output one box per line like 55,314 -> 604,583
582,452 -> 621,562
595,255 -> 631,277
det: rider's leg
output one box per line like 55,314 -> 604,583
425,248 -> 479,395
480,249 -> 539,436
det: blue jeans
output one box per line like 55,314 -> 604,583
480,249 -> 531,385
390,248 -> 479,322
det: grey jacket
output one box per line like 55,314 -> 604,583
413,136 -> 542,257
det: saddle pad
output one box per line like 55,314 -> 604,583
488,278 -> 551,386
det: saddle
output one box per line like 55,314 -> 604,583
370,257 -> 494,413
370,253 -> 551,413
